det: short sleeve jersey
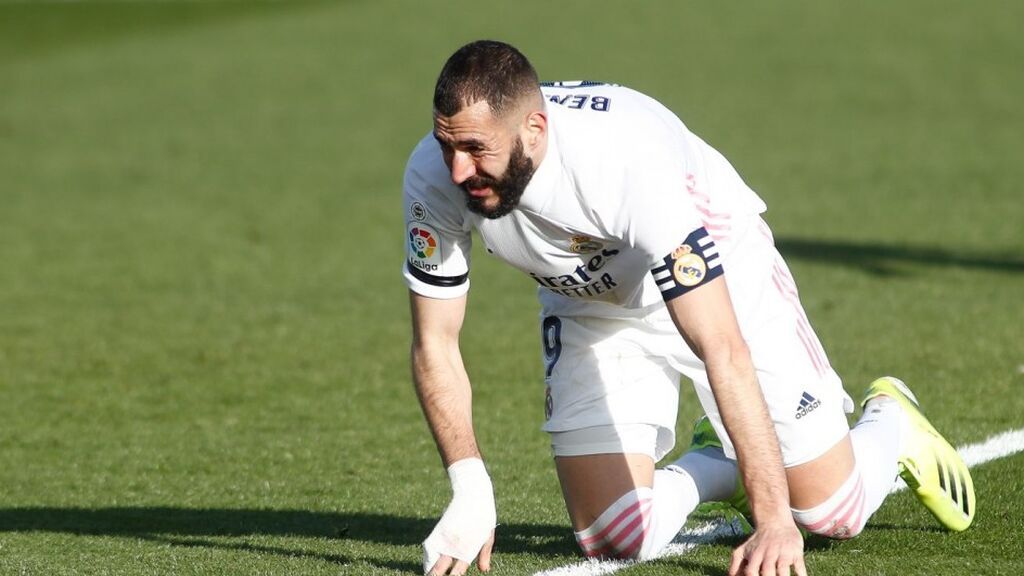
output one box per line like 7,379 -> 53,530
402,82 -> 767,318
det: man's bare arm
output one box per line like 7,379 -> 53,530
410,290 -> 480,466
664,275 -> 805,575
411,291 -> 496,575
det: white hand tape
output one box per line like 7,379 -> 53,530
422,458 -> 496,574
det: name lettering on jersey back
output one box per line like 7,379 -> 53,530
528,248 -> 620,298
547,94 -> 610,112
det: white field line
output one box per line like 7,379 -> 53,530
533,427 -> 1024,576
532,519 -> 749,576
958,427 -> 1024,467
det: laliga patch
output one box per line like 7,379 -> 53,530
407,222 -> 442,269
651,227 -> 723,301
405,222 -> 469,289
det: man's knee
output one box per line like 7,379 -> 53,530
792,469 -> 867,539
573,487 -> 653,559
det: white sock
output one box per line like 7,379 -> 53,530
574,487 -> 654,559
665,446 -> 740,503
637,467 -> 701,559
573,469 -> 703,561
635,448 -> 737,559
849,396 -> 902,516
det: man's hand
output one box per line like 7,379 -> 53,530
423,458 -> 497,575
728,521 -> 806,576
425,530 -> 495,576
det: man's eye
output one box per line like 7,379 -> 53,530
463,145 -> 489,157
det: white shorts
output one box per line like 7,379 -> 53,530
542,216 -> 854,467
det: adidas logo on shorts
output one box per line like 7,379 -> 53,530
795,391 -> 821,420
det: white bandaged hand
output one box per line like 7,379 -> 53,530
422,458 -> 497,574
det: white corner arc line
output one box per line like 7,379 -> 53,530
532,427 -> 1024,576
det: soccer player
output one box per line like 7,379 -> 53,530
403,40 -> 975,576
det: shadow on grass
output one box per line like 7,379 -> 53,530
0,507 -> 575,573
776,237 -> 1024,277
136,533 -> 418,573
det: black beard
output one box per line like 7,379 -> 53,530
464,137 -> 536,219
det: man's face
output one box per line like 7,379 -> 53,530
433,100 -> 536,219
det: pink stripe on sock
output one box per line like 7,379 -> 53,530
803,476 -> 864,533
828,480 -> 867,538
582,499 -> 652,558
590,516 -> 644,558
608,501 -> 651,553
577,497 -> 651,551
618,522 -> 651,559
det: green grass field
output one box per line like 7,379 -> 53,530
2,1 -> 1023,574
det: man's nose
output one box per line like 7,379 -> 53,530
450,151 -> 476,185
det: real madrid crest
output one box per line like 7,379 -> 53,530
672,249 -> 706,287
569,235 -> 602,254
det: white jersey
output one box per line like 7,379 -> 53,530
403,82 -> 767,319
404,82 -> 854,464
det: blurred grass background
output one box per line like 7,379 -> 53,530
1,1 -> 1022,574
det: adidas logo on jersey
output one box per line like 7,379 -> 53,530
795,392 -> 821,420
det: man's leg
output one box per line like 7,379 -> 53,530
555,452 -> 703,560
785,377 -> 973,537
674,415 -> 896,540
551,425 -> 701,560
786,385 -> 903,538
717,223 -> 898,537
786,433 -> 882,539
705,217 -> 973,537
541,311 -> 704,560
677,367 -> 898,539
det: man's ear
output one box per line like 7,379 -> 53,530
523,109 -> 548,152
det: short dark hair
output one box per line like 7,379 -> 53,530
433,40 -> 541,119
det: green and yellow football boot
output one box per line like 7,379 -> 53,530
862,376 -> 976,531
